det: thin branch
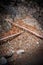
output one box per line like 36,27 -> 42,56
6,18 -> 43,39
0,31 -> 23,42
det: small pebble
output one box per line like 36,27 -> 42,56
16,49 -> 25,54
37,41 -> 39,45
0,57 -> 7,65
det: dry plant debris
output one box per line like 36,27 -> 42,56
0,25 -> 23,43
0,15 -> 43,43
6,16 -> 43,39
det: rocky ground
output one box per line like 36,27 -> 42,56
0,0 -> 43,65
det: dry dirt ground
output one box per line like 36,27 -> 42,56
0,1 -> 43,65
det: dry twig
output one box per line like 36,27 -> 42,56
0,31 -> 23,43
6,18 -> 43,39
